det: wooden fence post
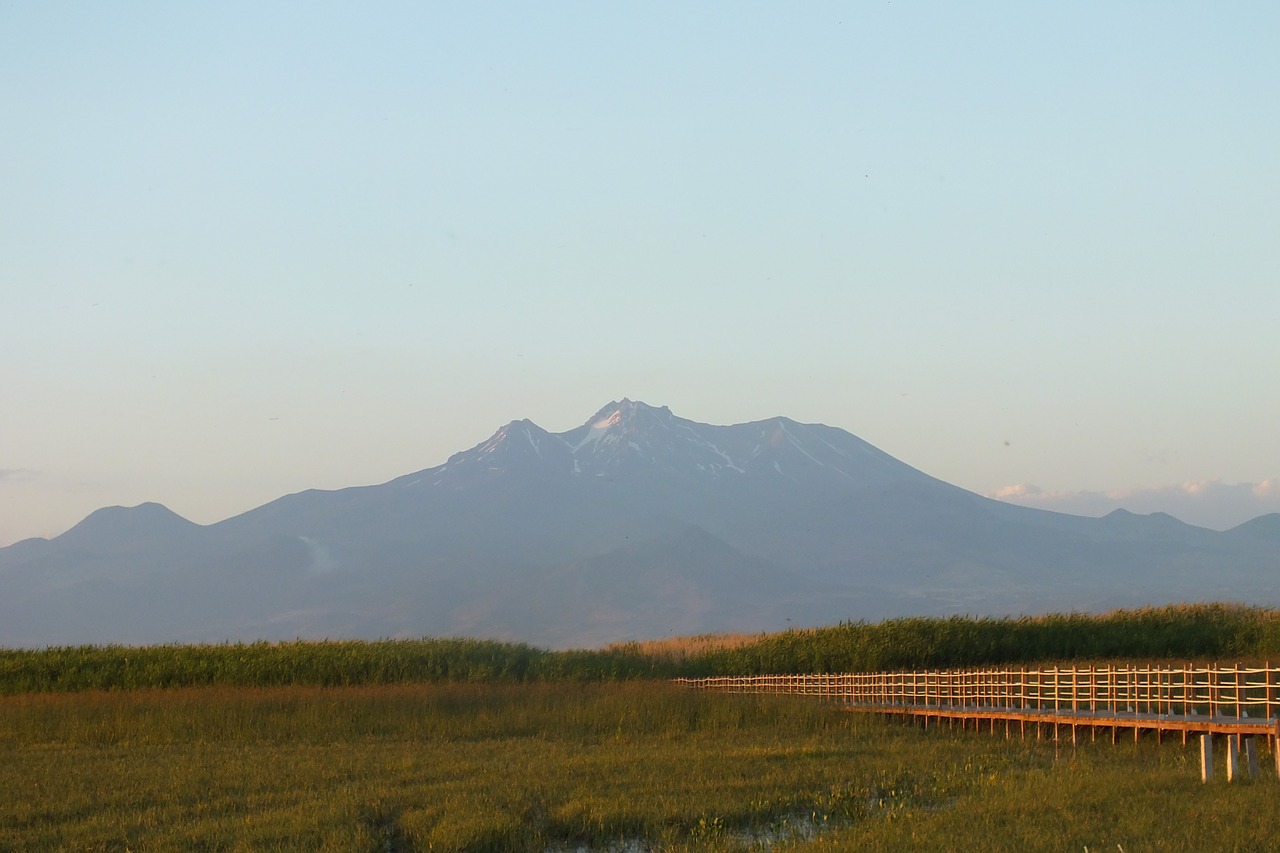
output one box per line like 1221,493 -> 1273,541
1266,662 -> 1274,722
1245,736 -> 1259,778
1227,734 -> 1241,782
1228,660 -> 1239,722
1200,734 -> 1214,783
1274,720 -> 1280,780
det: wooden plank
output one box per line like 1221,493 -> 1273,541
842,705 -> 1278,736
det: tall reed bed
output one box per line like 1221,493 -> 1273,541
0,637 -> 672,694
6,603 -> 1280,694
693,603 -> 1280,676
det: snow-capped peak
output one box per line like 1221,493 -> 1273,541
592,409 -> 623,430
423,398 -> 929,491
582,398 -> 672,430
428,417 -> 572,482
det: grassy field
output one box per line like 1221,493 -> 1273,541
5,681 -> 1280,852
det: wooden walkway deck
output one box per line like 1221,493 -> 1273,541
677,664 -> 1280,782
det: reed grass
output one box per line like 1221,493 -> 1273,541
6,604 -> 1280,694
604,632 -> 772,661
696,603 -> 1280,676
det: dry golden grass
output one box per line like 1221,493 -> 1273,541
605,631 -> 797,660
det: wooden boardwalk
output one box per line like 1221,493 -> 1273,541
677,664 -> 1280,782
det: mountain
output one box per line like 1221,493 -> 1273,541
2,399 -> 1277,648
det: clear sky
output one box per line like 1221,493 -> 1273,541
3,2 -> 1278,545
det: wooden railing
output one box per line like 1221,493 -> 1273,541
676,663 -> 1280,723
679,664 -> 1280,782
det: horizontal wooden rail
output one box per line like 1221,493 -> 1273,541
677,663 -> 1280,782
677,663 -> 1280,722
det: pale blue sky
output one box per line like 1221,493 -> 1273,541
3,2 -> 1278,544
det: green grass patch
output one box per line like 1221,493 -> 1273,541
4,682 -> 1279,851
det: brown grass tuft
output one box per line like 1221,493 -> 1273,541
604,631 -> 789,660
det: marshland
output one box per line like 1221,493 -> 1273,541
6,605 -> 1280,851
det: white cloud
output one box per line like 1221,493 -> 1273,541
987,478 -> 1280,530
990,483 -> 1040,499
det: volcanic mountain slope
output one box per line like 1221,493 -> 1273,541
1,399 -> 1277,648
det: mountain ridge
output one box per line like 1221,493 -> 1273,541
2,399 -> 1276,648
